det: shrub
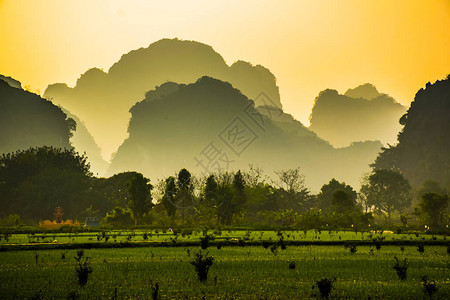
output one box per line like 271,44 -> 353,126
190,251 -> 214,282
262,240 -> 271,249
74,250 -> 92,287
417,243 -> 425,253
151,282 -> 159,300
393,256 -> 408,281
200,234 -> 214,250
315,278 -> 335,299
421,276 -> 438,297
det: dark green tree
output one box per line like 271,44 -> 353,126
331,190 -> 355,213
418,193 -> 448,228
362,169 -> 412,218
128,173 -> 153,225
176,168 -> 194,221
215,170 -> 247,225
203,175 -> 218,207
317,179 -> 357,212
274,167 -> 313,212
373,76 -> 450,189
0,147 -> 92,220
162,176 -> 177,218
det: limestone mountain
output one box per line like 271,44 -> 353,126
44,38 -> 281,159
373,76 -> 450,189
0,77 -> 73,154
108,77 -> 382,191
0,75 -> 108,175
309,85 -> 406,147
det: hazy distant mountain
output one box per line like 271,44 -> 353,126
374,76 -> 450,189
44,38 -> 281,159
0,75 -> 22,89
309,84 -> 406,147
61,109 -> 109,176
0,75 -> 108,175
108,77 -> 382,190
0,78 -> 73,153
344,83 -> 380,100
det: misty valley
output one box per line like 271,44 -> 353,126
0,38 -> 449,299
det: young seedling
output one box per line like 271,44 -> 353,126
421,276 -> 438,298
200,234 -> 214,250
151,281 -> 159,300
288,261 -> 296,269
417,243 -> 425,253
74,250 -> 92,287
190,251 -> 214,282
393,256 -> 408,281
314,278 -> 335,299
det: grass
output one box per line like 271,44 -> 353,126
0,244 -> 448,298
1,229 -> 447,247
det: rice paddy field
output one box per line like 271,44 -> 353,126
0,230 -> 449,299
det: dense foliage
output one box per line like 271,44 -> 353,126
373,76 -> 450,190
0,147 -> 92,220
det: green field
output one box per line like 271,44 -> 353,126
0,230 -> 449,299
1,229 -> 447,246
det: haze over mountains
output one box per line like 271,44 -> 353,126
374,76 -> 450,190
108,76 -> 382,190
4,38 -> 434,190
0,79 -> 73,154
44,39 -> 282,160
0,77 -> 108,175
309,84 -> 407,147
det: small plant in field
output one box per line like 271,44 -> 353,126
151,281 -> 159,300
143,232 -> 148,240
61,251 -> 67,260
400,246 -> 405,253
186,248 -> 191,257
262,240 -> 271,249
34,251 -> 39,265
393,256 -> 408,281
270,244 -> 278,255
200,234 -> 214,249
288,261 -> 296,269
421,276 -> 438,297
74,250 -> 92,287
216,242 -> 222,250
278,238 -> 286,250
417,243 -> 425,253
372,236 -> 384,250
345,243 -> 357,254
190,251 -> 214,282
314,278 -> 335,299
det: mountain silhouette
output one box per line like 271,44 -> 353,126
373,76 -> 450,189
0,75 -> 108,175
108,76 -> 382,190
344,83 -> 380,100
44,38 -> 281,159
0,77 -> 73,153
309,85 -> 406,147
61,109 -> 109,176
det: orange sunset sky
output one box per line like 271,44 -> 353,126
1,0 -> 449,125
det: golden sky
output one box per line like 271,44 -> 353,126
1,0 -> 449,125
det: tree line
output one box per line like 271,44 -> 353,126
0,147 -> 448,229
